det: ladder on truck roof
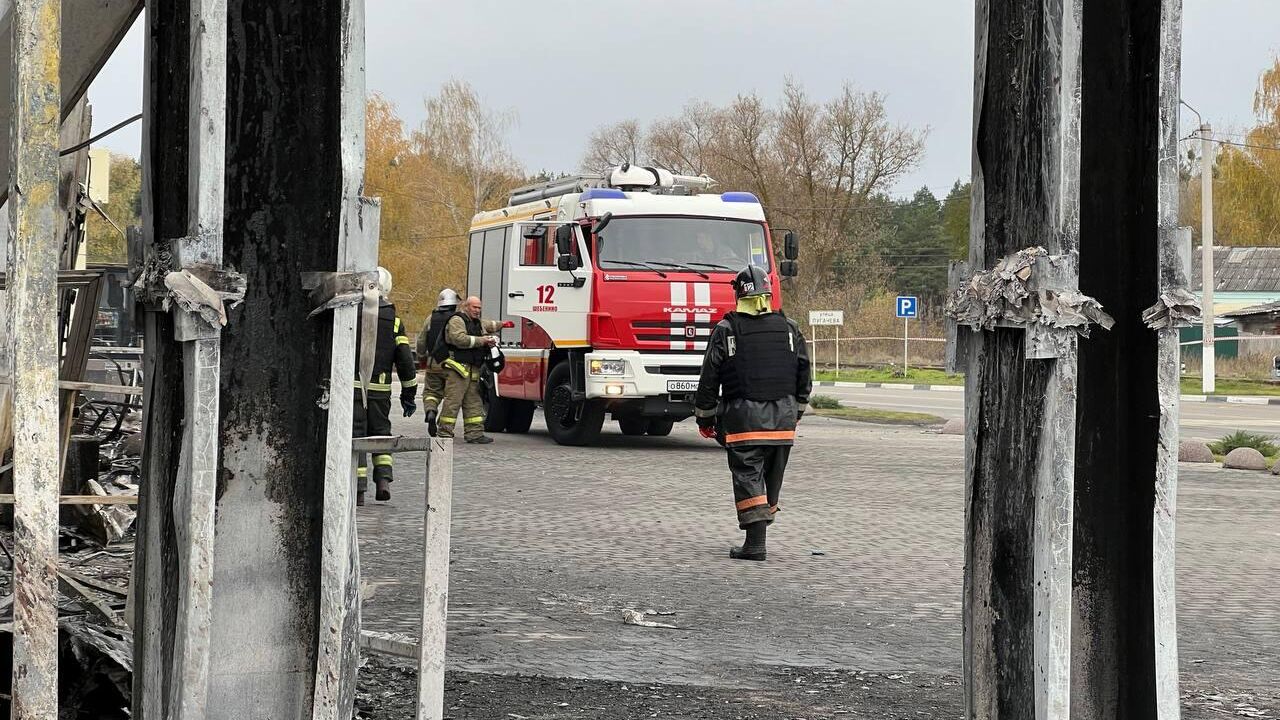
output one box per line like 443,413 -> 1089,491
507,165 -> 718,207
508,174 -> 607,207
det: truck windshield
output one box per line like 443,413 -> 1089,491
596,217 -> 771,273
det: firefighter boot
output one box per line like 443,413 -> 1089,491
730,521 -> 767,561
375,478 -> 392,502
425,408 -> 438,437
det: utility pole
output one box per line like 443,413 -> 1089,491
1201,123 -> 1215,394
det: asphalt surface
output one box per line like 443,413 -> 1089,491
814,384 -> 1279,440
355,410 -> 1279,718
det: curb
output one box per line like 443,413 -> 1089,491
814,381 -> 1280,405
1179,394 -> 1280,406
814,381 -> 965,393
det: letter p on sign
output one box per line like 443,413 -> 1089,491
896,296 -> 918,319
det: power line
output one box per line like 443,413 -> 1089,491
59,113 -> 143,156
1215,137 -> 1280,153
1177,134 -> 1280,154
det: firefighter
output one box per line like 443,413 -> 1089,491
353,267 -> 418,505
417,288 -> 461,437
694,265 -> 811,561
438,295 -> 502,443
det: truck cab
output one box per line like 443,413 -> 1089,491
466,165 -> 798,446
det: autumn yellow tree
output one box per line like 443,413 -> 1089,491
365,84 -> 525,332
84,153 -> 142,264
1183,58 -> 1280,247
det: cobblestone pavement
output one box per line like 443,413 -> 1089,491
356,412 -> 1279,714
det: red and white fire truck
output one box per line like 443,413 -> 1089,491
467,165 -> 798,446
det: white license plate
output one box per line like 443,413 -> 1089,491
666,380 -> 699,393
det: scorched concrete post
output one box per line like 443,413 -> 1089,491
7,0 -> 63,717
952,0 -> 1186,718
136,0 -> 363,716
955,0 -> 1088,717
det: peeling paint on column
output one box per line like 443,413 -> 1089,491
8,0 -> 63,717
1152,1 -> 1185,716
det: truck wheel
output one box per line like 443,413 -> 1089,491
544,362 -> 605,446
617,417 -> 648,436
482,380 -> 509,433
646,419 -> 675,437
505,400 -> 536,434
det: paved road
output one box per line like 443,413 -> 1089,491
358,411 -> 1279,716
815,384 -> 1280,440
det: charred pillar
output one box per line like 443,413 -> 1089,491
953,0 -> 1185,718
135,0 -> 366,716
1073,0 -> 1187,717
8,0 -> 63,716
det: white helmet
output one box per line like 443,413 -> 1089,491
437,288 -> 461,308
376,266 -> 393,296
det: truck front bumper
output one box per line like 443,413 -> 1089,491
583,350 -> 703,407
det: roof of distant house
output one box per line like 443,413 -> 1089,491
1220,299 -> 1280,319
1191,247 -> 1280,293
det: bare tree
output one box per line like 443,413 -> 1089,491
581,119 -> 644,174
416,79 -> 519,217
646,101 -> 719,175
579,79 -> 926,310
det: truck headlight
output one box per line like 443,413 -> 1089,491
589,359 -> 626,376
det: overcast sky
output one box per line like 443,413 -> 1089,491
88,0 -> 1280,198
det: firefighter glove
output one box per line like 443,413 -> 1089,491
698,424 -> 717,440
401,396 -> 417,418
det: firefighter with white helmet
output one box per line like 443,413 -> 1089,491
694,265 -> 811,560
352,266 -> 417,504
417,288 -> 462,436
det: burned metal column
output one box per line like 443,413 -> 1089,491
133,0 -> 235,716
953,1 -> 1185,718
8,0 -> 63,716
1072,0 -> 1188,717
137,0 -> 362,715
311,1 -> 378,710
950,0 -> 1099,716
166,0 -> 229,715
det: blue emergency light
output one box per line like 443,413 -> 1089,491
580,188 -> 627,201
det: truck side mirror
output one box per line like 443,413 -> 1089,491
784,231 -> 799,260
554,225 -> 574,255
779,259 -> 798,278
558,254 -> 580,272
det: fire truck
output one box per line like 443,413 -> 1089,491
466,165 -> 798,446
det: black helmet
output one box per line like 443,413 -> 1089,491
486,346 -> 506,374
732,265 -> 771,299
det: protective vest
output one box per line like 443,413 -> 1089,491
426,307 -> 454,363
448,313 -> 487,367
353,300 -> 415,395
719,311 -> 798,402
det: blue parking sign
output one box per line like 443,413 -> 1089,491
896,296 -> 918,319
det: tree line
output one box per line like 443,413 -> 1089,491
82,57 -> 1280,334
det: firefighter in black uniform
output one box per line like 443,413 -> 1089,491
353,267 -> 418,505
694,265 -> 811,561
